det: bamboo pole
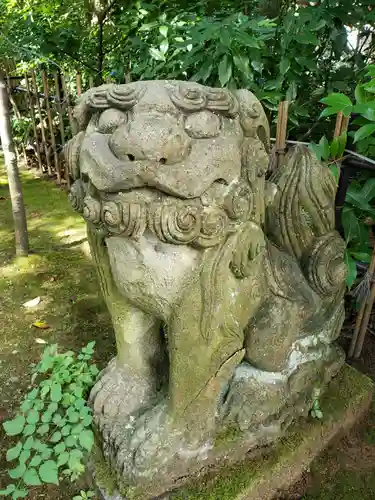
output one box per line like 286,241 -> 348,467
89,76 -> 94,88
275,101 -> 289,169
76,73 -> 82,97
353,276 -> 375,359
334,112 -> 343,139
24,74 -> 42,171
42,70 -> 61,183
53,73 -> 66,148
31,70 -> 51,175
6,74 -> 28,165
61,74 -> 76,137
349,245 -> 375,358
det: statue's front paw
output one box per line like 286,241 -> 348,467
90,358 -> 155,430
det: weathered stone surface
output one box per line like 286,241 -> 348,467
89,365 -> 374,500
66,80 -> 349,499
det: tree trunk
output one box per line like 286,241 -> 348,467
0,71 -> 29,256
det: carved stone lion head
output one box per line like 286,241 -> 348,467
66,81 -> 270,248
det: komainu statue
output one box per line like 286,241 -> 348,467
66,81 -> 347,498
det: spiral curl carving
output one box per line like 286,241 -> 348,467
193,208 -> 229,248
68,180 -> 86,213
151,204 -> 202,245
305,232 -> 347,296
122,203 -> 147,240
83,196 -> 101,224
224,182 -> 253,221
102,201 -> 125,235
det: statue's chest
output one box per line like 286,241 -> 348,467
105,231 -> 201,319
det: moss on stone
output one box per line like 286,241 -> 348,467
90,443 -> 118,495
170,365 -> 374,500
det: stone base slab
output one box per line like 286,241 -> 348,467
91,364 -> 374,500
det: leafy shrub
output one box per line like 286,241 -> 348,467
1,342 -> 98,500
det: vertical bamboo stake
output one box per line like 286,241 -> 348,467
349,245 -> 375,358
334,112 -> 343,139
61,74 -> 76,138
89,76 -> 94,88
42,70 -> 61,183
53,73 -> 66,148
24,74 -> 42,171
354,276 -> 375,359
275,101 -> 289,169
76,73 -> 82,97
6,74 -> 28,165
31,70 -> 51,175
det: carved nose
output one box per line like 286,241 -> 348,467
109,116 -> 191,165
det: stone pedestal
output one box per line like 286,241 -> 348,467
90,365 -> 374,500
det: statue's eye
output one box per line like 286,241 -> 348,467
184,110 -> 221,138
98,108 -> 127,133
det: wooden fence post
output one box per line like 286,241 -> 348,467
76,73 -> 82,97
42,70 -> 61,184
31,70 -> 51,175
61,74 -> 76,138
89,76 -> 94,88
24,74 -> 43,171
275,101 -> 289,169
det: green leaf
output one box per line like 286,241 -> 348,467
24,436 -> 34,450
26,409 -> 39,425
355,83 -> 367,104
39,460 -> 59,485
57,451 -> 69,467
3,415 -> 25,436
330,137 -> 339,159
47,403 -> 58,414
319,107 -> 342,119
218,55 -> 232,87
19,450 -> 31,463
41,447 -> 52,460
62,424 -> 72,437
149,47 -> 165,62
68,411 -> 80,424
52,413 -> 64,426
298,31 -> 319,45
320,93 -> 352,116
329,163 -> 340,184
79,429 -> 94,451
344,250 -> 357,289
159,39 -> 169,55
23,468 -> 41,486
319,136 -> 330,161
350,252 -> 372,263
54,442 -> 66,454
251,60 -> 263,73
279,58 -> 290,75
50,431 -> 62,443
362,178 -> 375,202
342,207 -> 361,243
50,383 -> 62,403
352,102 -> 375,121
23,424 -> 36,436
0,484 -> 16,495
9,463 -> 26,479
308,142 -> 323,161
337,131 -> 347,157
6,442 -> 22,461
286,81 -> 297,102
158,25 -> 168,38
65,435 -> 77,447
21,400 -> 33,413
71,424 -> 84,435
233,53 -> 251,77
29,455 -> 43,467
27,389 -> 38,400
12,488 -> 28,499
37,423 -> 49,436
354,124 -> 375,144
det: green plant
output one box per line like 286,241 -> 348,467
73,489 -> 95,500
1,342 -> 99,499
310,388 -> 323,420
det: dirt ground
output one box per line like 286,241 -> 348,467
0,163 -> 374,499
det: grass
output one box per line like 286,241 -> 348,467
0,161 -> 375,500
0,162 -> 115,498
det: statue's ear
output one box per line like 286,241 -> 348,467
234,89 -> 270,153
